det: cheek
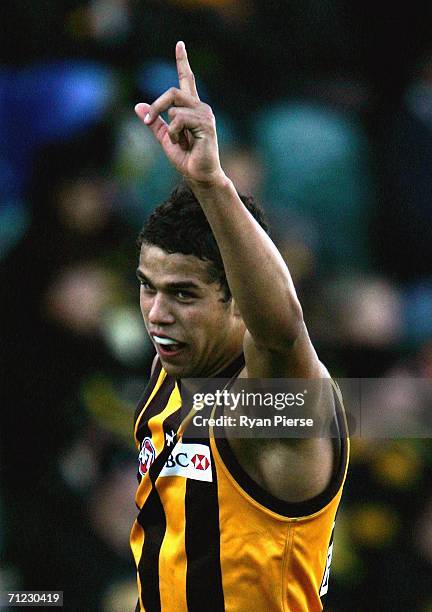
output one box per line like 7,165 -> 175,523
180,311 -> 209,342
139,294 -> 150,321
193,309 -> 230,343
139,295 -> 145,315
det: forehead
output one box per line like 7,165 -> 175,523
139,244 -> 213,286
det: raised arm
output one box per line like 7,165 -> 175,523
135,41 -> 322,380
135,41 -> 341,503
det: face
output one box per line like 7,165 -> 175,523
137,245 -> 245,378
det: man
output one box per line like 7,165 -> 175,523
131,41 -> 348,611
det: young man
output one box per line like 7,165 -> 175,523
131,42 -> 349,611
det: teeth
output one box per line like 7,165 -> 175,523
154,335 -> 180,346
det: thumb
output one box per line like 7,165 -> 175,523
134,101 -> 169,146
135,103 -> 151,121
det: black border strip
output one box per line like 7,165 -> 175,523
214,386 -> 348,518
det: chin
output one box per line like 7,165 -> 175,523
160,360 -> 189,378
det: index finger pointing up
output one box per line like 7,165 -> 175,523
176,41 -> 200,100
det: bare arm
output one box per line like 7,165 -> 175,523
188,176 -> 304,351
135,41 -> 320,379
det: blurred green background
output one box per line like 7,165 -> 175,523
1,1 -> 432,610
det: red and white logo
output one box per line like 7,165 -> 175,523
138,437 -> 156,476
191,454 -> 210,471
159,443 -> 213,482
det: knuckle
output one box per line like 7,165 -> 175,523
168,117 -> 180,131
170,111 -> 181,125
202,104 -> 214,121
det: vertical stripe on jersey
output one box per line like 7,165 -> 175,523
135,379 -> 176,498
134,365 -> 167,447
130,519 -> 145,575
184,439 -> 225,612
156,475 -> 188,611
136,572 -> 144,612
134,359 -> 163,426
137,484 -> 166,612
135,382 -> 183,611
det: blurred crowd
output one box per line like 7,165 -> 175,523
1,1 -> 432,611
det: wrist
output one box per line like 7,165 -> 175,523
186,171 -> 232,195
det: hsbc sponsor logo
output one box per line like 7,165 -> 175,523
191,454 -> 210,471
159,443 -> 213,482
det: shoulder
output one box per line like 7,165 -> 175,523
222,362 -> 347,508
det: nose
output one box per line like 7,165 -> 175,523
146,292 -> 175,326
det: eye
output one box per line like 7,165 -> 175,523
176,290 -> 194,301
140,280 -> 155,292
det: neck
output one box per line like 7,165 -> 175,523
209,349 -> 244,378
177,347 -> 244,380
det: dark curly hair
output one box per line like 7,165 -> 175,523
137,181 -> 269,301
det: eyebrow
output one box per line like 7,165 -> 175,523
136,269 -> 202,291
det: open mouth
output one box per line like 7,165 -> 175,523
153,335 -> 186,355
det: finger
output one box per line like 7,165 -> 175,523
143,87 -> 197,126
135,102 -> 151,122
176,41 -> 200,100
166,107 -> 190,149
168,121 -> 190,150
135,102 -> 169,144
169,123 -> 191,151
167,108 -> 204,142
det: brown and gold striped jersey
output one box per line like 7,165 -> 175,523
130,354 -> 349,611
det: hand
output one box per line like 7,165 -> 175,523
135,41 -> 226,186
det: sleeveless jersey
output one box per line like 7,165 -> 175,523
130,354 -> 349,611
